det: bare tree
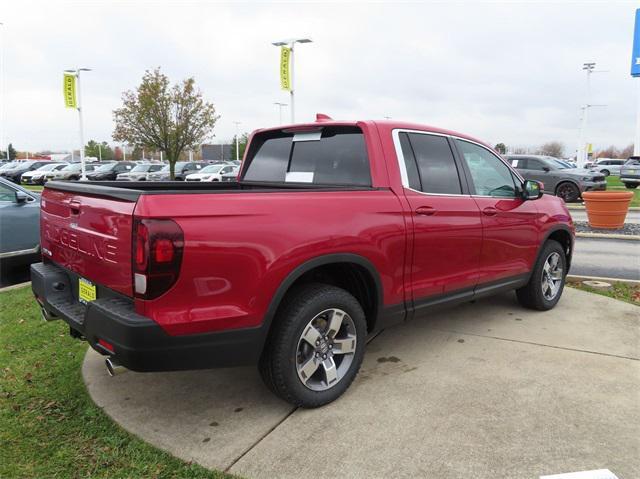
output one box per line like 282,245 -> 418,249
113,68 -> 219,179
620,144 -> 634,158
537,141 -> 564,158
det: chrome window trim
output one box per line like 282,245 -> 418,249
391,128 -> 470,198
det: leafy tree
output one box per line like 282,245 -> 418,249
85,140 -> 114,161
494,143 -> 507,154
0,143 -> 17,161
538,141 -> 564,158
113,68 -> 218,179
230,133 -> 249,162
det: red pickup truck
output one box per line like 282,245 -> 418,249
32,118 -> 574,407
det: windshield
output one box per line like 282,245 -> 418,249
624,158 -> 640,165
36,163 -> 65,172
93,162 -> 116,172
200,165 -> 224,173
131,164 -> 153,172
546,158 -> 571,170
0,161 -> 18,170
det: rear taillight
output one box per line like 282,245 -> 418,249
132,218 -> 184,300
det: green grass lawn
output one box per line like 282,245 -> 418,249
23,185 -> 44,192
606,176 -> 640,207
0,286 -> 232,478
567,279 -> 640,306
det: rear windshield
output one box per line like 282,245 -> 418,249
242,126 -> 371,186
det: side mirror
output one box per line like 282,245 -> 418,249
15,190 -> 29,204
523,180 -> 543,200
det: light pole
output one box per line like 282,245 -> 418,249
98,143 -> 102,161
273,102 -> 287,124
64,68 -> 91,179
576,62 -> 607,167
0,22 -> 7,161
272,38 -> 312,123
233,121 -> 241,161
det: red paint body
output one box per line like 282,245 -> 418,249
40,120 -> 574,337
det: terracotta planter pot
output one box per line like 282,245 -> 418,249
582,191 -> 634,229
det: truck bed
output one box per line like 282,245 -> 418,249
45,180 -> 373,202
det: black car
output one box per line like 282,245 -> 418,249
86,161 -> 136,181
0,160 -> 52,183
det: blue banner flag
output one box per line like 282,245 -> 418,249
632,9 -> 640,77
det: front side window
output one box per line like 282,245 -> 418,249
0,183 -> 16,202
399,133 -> 462,194
243,126 -> 371,186
456,140 -> 518,198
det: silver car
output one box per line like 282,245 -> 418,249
21,162 -> 68,185
506,154 -> 606,202
116,163 -> 165,181
620,157 -> 640,189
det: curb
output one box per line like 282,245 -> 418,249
575,232 -> 640,241
566,205 -> 640,211
0,281 -> 31,293
567,274 -> 640,285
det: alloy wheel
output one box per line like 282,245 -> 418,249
295,308 -> 357,391
541,252 -> 563,301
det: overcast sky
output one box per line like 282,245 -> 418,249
1,1 -> 638,156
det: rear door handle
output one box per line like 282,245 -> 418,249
482,207 -> 497,216
415,206 -> 436,216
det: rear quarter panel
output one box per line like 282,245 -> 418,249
134,190 -> 407,336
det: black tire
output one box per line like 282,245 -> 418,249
69,175 -> 79,181
516,240 -> 567,311
555,182 -> 580,203
259,283 -> 367,408
624,183 -> 638,189
600,169 -> 610,177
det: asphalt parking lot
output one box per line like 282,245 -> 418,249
83,287 -> 639,479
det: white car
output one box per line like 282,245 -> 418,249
185,164 -> 237,182
21,163 -> 68,185
593,158 -> 625,177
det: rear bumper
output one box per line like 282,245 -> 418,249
31,261 -> 265,372
620,177 -> 640,184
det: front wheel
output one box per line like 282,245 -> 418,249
259,283 -> 366,408
516,240 -> 567,311
555,182 -> 580,203
600,169 -> 610,177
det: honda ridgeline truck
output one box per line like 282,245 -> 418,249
32,117 -> 574,407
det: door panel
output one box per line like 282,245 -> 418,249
396,132 -> 483,304
455,140 -> 542,284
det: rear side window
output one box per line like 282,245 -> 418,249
401,133 -> 462,195
243,127 -> 371,186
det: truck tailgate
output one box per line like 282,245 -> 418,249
40,187 -> 136,296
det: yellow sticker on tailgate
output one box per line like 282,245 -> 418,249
78,278 -> 96,303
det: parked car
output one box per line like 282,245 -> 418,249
33,118 -> 574,408
86,161 -> 137,181
220,166 -> 241,182
21,163 -> 68,185
185,163 -> 237,182
0,177 -> 40,269
116,163 -> 165,181
46,163 -> 99,181
0,160 -> 52,184
620,156 -> 640,189
505,154 -> 606,202
592,158 -> 626,177
147,162 -> 207,181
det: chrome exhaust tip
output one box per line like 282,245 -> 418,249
40,307 -> 59,322
105,357 -> 127,377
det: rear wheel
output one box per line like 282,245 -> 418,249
624,183 -> 638,189
555,182 -> 580,203
259,283 -> 366,408
516,240 -> 566,311
600,169 -> 610,177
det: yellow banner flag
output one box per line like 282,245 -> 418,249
280,46 -> 291,91
63,73 -> 77,109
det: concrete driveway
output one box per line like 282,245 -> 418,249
83,288 -> 639,479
